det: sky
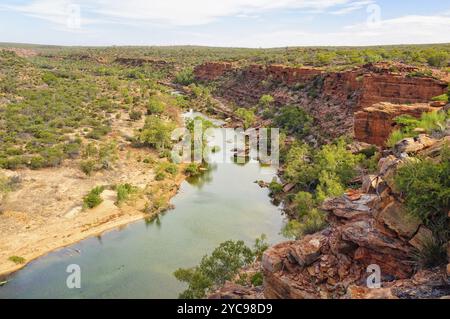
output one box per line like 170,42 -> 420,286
0,0 -> 449,47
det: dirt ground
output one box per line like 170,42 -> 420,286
0,108 -> 185,277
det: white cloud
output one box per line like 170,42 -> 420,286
330,0 -> 374,15
3,0 -> 355,26
228,14 -> 450,47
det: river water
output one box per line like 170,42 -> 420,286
0,112 -> 287,299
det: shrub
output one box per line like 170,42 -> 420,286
299,209 -> 328,235
174,68 -> 195,85
184,163 -> 201,176
427,51 -> 449,67
259,94 -> 274,108
155,171 -> 166,181
83,186 -> 105,209
431,94 -> 448,103
386,129 -> 407,148
235,108 -> 255,130
80,159 -> 96,176
274,105 -> 313,138
174,236 -> 267,299
268,179 -> 283,195
394,156 -> 449,227
129,109 -> 142,121
116,183 -> 138,204
250,272 -> 264,286
30,156 -> 46,169
8,256 -> 26,264
412,237 -> 447,269
147,96 -> 166,114
138,116 -> 175,150
293,191 -> 315,217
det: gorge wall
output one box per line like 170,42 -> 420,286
194,62 -> 448,144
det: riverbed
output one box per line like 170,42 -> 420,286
0,112 -> 287,299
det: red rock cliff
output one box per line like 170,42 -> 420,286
354,102 -> 441,146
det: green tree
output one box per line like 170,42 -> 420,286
235,108 -> 255,129
138,116 -> 175,150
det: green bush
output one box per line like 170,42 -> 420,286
147,96 -> 166,114
155,171 -> 166,181
293,191 -> 315,217
8,256 -> 26,264
431,94 -> 448,103
394,156 -> 449,227
268,180 -> 283,195
250,272 -> 264,286
235,108 -> 255,130
184,163 -> 202,176
116,183 -> 138,204
174,236 -> 268,299
80,159 -> 96,176
83,186 -> 105,209
138,115 -> 175,150
274,105 -> 313,138
174,68 -> 195,85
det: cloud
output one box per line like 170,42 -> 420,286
3,0 -> 357,27
230,14 -> 450,47
330,0 -> 374,15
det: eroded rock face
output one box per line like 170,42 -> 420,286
193,61 -> 447,142
194,62 -> 235,81
354,102 -> 440,146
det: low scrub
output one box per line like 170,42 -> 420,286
83,186 -> 105,209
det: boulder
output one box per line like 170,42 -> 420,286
377,202 -> 421,239
408,226 -> 434,250
394,134 -> 437,154
288,234 -> 327,267
361,174 -> 381,193
321,194 -> 378,220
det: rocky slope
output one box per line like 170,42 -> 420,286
210,134 -> 450,299
194,62 -> 448,141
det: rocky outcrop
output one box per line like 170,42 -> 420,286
258,136 -> 450,299
194,61 -> 448,142
194,62 -> 235,81
354,102 -> 441,146
114,57 -> 174,68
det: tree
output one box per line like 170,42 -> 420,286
174,236 -> 268,299
274,105 -> 312,138
138,116 -> 175,150
235,108 -> 255,129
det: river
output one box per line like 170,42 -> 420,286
0,112 -> 287,299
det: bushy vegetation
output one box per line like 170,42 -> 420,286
174,236 -> 268,299
83,186 -> 105,209
137,115 -> 175,150
278,138 -> 365,238
273,105 -> 313,138
235,108 -> 256,129
116,183 -> 138,204
393,144 -> 449,268
174,68 -> 195,85
386,110 -> 450,147
8,256 -> 26,264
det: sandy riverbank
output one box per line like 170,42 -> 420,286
0,161 -> 186,278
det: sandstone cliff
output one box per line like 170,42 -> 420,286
354,102 -> 442,146
194,62 -> 448,141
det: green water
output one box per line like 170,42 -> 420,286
0,113 -> 287,299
